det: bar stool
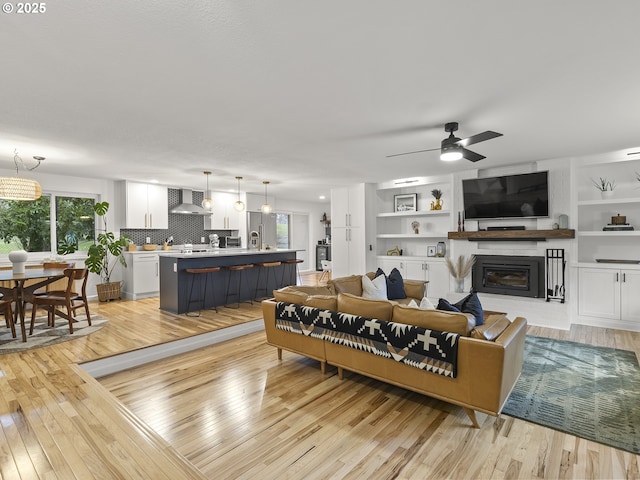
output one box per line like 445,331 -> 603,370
224,264 -> 254,308
185,267 -> 222,317
280,258 -> 304,287
254,261 -> 282,300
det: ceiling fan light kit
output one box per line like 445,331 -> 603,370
388,121 -> 503,163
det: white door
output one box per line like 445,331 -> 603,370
578,268 -> 620,320
621,269 -> 640,322
291,213 -> 309,271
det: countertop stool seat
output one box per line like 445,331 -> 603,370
254,261 -> 282,300
224,264 -> 254,309
280,258 -> 304,287
185,266 -> 222,317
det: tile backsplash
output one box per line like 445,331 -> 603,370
120,188 -> 238,246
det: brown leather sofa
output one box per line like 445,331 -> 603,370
262,283 -> 527,428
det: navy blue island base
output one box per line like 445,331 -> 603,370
159,249 -> 299,314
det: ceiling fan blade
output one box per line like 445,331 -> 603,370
457,130 -> 503,147
386,147 -> 440,158
461,148 -> 485,162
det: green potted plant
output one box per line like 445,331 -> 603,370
85,201 -> 129,301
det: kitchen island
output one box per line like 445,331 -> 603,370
159,249 -> 301,314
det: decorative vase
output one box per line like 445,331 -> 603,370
601,190 -> 613,200
8,249 -> 28,274
454,277 -> 465,293
430,198 -> 443,210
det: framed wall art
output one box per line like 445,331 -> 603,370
427,245 -> 436,257
394,193 -> 417,212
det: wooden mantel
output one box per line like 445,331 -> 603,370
448,229 -> 575,241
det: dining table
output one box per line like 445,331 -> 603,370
0,268 -> 67,342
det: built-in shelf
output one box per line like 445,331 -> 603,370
377,210 -> 450,218
577,197 -> 640,206
377,233 -> 448,239
448,229 -> 575,241
578,231 -> 639,237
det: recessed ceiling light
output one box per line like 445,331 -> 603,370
319,195 -> 326,200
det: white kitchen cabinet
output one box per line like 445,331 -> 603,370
331,184 -> 371,277
578,267 -> 640,323
122,253 -> 160,300
121,181 -> 168,229
204,191 -> 243,230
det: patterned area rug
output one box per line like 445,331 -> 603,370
503,335 -> 640,454
0,314 -> 108,354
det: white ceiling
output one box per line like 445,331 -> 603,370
2,1 -> 640,203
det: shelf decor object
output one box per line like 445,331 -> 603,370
387,246 -> 401,256
430,189 -> 443,210
445,254 -> 475,293
394,193 -> 417,212
411,220 -> 420,234
592,177 -> 615,199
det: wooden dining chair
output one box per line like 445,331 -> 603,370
0,296 -> 15,338
39,262 -> 76,293
30,268 -> 91,335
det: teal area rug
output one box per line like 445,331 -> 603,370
503,335 -> 640,454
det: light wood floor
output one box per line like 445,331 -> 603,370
1,272 -> 639,479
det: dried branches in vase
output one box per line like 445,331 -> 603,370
445,254 -> 476,293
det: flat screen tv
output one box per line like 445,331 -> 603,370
462,171 -> 549,220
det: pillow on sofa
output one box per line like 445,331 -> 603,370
454,291 -> 484,326
392,305 -> 472,336
375,267 -> 406,300
274,287 -> 309,305
329,275 -> 364,296
304,294 -> 337,311
438,292 -> 484,326
362,274 -> 387,300
407,297 -> 436,310
337,293 -> 393,321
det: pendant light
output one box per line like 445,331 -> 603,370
201,171 -> 213,210
0,149 -> 44,201
261,180 -> 272,214
233,176 -> 245,212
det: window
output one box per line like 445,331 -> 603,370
276,213 -> 290,249
0,194 -> 95,254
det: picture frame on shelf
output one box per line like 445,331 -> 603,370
394,193 -> 417,212
427,245 -> 436,257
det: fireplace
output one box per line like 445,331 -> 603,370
472,255 -> 545,298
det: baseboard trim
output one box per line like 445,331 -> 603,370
81,319 -> 265,378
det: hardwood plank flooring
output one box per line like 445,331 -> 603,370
1,270 -> 639,479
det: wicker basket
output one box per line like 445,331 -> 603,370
96,282 -> 121,302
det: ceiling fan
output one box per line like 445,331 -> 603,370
387,122 -> 503,162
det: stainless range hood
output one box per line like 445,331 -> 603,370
169,189 -> 209,215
